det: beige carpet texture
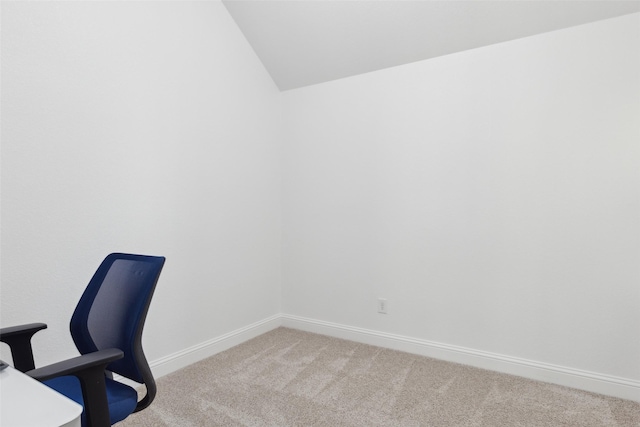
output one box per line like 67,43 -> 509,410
120,328 -> 640,426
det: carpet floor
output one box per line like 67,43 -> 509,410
120,327 -> 640,426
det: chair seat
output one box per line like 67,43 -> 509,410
44,375 -> 138,426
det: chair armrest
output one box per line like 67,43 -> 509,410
27,348 -> 124,427
0,322 -> 47,338
0,323 -> 47,372
27,348 -> 124,381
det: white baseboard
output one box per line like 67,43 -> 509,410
119,313 -> 639,402
280,314 -> 640,402
149,314 -> 282,379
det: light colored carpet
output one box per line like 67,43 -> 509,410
120,327 -> 640,426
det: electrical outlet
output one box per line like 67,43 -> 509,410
377,298 -> 388,314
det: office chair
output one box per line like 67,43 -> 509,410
0,253 -> 165,427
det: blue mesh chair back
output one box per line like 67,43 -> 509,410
69,253 -> 165,410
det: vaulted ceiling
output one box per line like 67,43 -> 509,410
223,0 -> 640,91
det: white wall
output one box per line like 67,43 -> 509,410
282,13 -> 640,383
2,1 -> 638,400
1,1 -> 282,367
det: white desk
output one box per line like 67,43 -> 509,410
0,365 -> 83,427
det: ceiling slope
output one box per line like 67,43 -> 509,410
223,0 -> 640,91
